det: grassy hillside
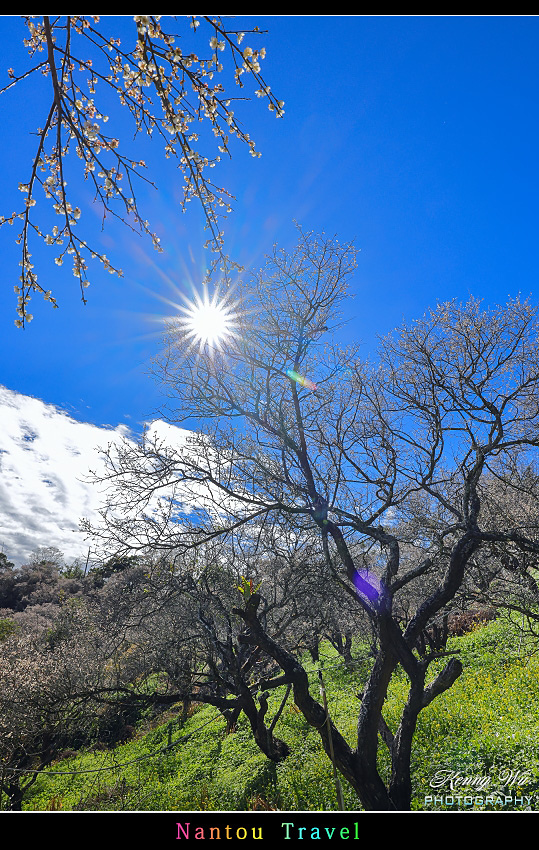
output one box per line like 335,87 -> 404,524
20,616 -> 539,812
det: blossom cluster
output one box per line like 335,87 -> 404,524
1,15 -> 283,326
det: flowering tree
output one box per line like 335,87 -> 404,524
1,15 -> 283,327
86,230 -> 539,810
0,602 -> 123,810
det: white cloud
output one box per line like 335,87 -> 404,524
0,386 -> 189,567
0,386 -> 267,568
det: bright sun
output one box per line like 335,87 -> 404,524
177,286 -> 239,351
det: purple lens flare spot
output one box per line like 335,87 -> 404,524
353,569 -> 381,602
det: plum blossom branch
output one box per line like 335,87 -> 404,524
1,15 -> 284,327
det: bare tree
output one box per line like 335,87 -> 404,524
454,460 -> 539,634
1,15 -> 283,327
83,532 -> 363,763
86,230 -> 539,810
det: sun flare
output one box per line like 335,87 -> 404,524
176,286 -> 239,351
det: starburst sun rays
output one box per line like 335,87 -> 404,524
175,285 -> 241,354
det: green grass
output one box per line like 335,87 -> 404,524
20,616 -> 539,812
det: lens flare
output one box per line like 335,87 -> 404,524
287,369 -> 317,391
353,569 -> 381,603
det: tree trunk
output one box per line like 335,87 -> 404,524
354,647 -> 400,810
7,782 -> 23,811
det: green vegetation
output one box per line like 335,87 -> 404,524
19,616 -> 539,813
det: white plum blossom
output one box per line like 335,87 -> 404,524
3,15 -> 283,327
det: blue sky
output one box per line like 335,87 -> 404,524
1,15 -> 538,563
